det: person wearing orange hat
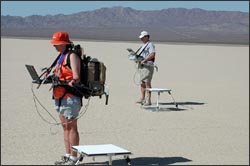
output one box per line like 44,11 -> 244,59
50,31 -> 82,165
136,31 -> 156,106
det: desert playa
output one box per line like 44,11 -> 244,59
1,38 -> 249,165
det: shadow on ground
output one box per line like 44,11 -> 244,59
79,156 -> 192,165
143,101 -> 206,112
159,101 -> 205,106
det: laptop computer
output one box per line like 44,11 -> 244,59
25,64 -> 42,84
126,48 -> 136,54
126,48 -> 145,62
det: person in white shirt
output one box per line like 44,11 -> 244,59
136,31 -> 156,106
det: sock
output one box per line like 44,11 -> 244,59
70,155 -> 78,161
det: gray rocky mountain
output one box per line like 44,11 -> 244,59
1,7 -> 249,44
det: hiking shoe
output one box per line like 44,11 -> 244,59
62,159 -> 77,165
136,99 -> 145,104
143,101 -> 152,106
54,156 -> 69,165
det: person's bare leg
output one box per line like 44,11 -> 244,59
59,115 -> 71,154
69,119 -> 79,157
59,115 -> 79,157
145,82 -> 152,104
141,82 -> 146,102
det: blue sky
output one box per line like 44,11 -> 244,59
1,1 -> 249,17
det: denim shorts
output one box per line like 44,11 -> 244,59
54,96 -> 82,119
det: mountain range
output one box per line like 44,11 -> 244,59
1,7 -> 249,44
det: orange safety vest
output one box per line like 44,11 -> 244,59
53,54 -> 74,99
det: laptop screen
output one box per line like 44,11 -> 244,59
25,64 -> 40,81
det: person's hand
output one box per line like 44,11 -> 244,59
41,70 -> 49,78
140,59 -> 146,64
68,79 -> 76,87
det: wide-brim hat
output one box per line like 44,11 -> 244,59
50,31 -> 72,45
139,31 -> 150,38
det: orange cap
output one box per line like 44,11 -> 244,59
50,31 -> 71,45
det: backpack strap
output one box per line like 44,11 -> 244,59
138,42 -> 155,62
65,44 -> 83,69
65,50 -> 82,69
137,42 -> 150,56
65,50 -> 73,69
135,46 -> 142,54
39,48 -> 70,78
38,53 -> 61,78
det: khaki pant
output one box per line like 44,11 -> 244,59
139,64 -> 154,83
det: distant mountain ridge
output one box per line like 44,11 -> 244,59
1,7 -> 249,44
